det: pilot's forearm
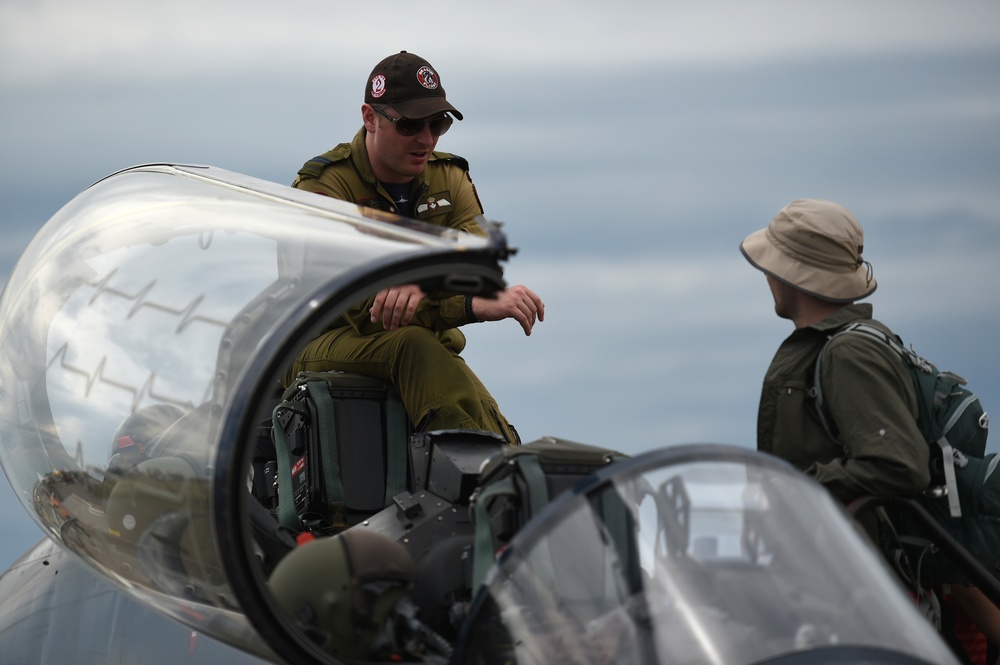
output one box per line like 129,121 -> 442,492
346,294 -> 471,335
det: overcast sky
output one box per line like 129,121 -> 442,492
1,1 -> 998,571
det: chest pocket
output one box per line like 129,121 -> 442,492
773,377 -> 810,421
762,376 -> 831,469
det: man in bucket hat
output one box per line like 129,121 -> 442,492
741,198 -> 929,502
742,199 -> 1000,662
287,52 -> 543,443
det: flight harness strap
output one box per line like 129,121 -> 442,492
471,455 -> 551,589
518,455 -> 549,517
472,476 -> 516,590
305,381 -> 346,519
272,400 -> 310,531
384,387 -> 408,507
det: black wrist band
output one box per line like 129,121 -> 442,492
465,294 -> 479,323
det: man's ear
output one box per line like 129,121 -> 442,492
362,104 -> 377,133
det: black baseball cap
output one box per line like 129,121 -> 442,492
365,51 -> 463,120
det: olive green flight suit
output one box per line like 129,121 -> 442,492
289,128 -> 518,443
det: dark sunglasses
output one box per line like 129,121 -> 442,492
372,105 -> 453,137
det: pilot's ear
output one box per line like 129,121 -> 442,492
362,104 -> 378,133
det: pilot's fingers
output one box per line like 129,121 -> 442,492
470,285 -> 544,334
530,289 -> 545,323
372,287 -> 403,328
507,297 -> 531,335
516,309 -> 533,336
508,285 -> 544,312
370,288 -> 390,323
384,290 -> 405,330
389,287 -> 423,329
509,286 -> 543,334
375,285 -> 425,330
506,294 -> 538,336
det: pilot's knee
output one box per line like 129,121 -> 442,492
388,326 -> 451,364
389,325 -> 438,346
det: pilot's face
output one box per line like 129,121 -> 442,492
363,104 -> 440,184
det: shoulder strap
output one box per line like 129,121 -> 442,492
810,322 -> 900,446
297,144 -> 352,180
472,474 -> 516,589
383,386 -> 408,507
518,454 -> 549,516
832,324 -> 969,517
810,330 -> 845,446
470,452 -> 552,589
429,151 -> 470,171
812,323 -> 968,517
304,381 -> 346,520
271,399 -> 310,530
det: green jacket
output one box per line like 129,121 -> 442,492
293,128 -> 485,341
757,303 -> 931,505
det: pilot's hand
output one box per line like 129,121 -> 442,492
371,284 -> 426,330
471,285 -> 545,336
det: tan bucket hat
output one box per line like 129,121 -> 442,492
740,199 -> 877,302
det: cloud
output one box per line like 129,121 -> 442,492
3,1 -> 1000,88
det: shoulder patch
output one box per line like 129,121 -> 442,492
297,144 -> 351,180
430,151 -> 470,172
